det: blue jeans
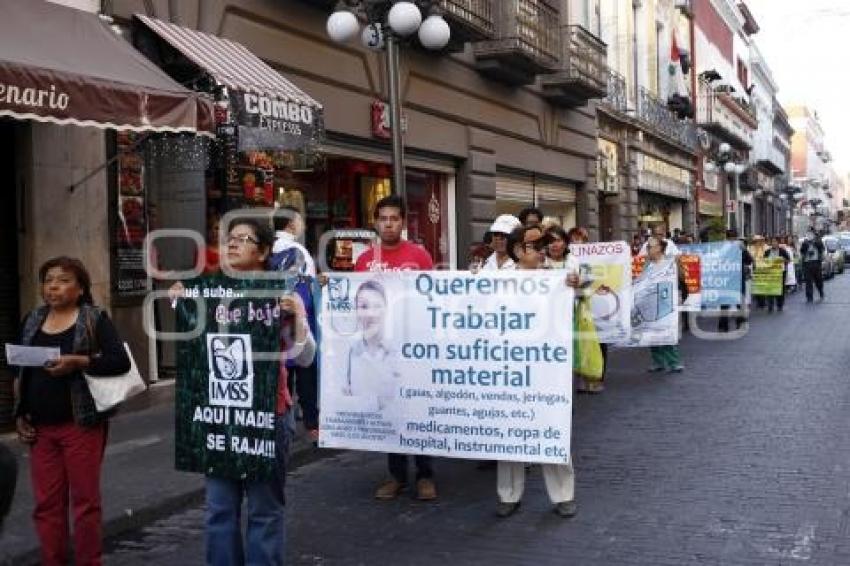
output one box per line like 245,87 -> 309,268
205,411 -> 294,566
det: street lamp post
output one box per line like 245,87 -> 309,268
703,142 -> 746,234
326,1 -> 451,207
779,185 -> 804,236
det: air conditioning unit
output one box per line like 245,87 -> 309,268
675,0 -> 693,17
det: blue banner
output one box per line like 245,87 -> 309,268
680,242 -> 743,308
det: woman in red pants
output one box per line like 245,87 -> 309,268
15,257 -> 129,566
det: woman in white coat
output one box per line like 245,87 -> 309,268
495,225 -> 580,519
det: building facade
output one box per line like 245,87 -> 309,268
101,0 -> 608,381
597,0 -> 698,241
0,0 -> 213,424
788,105 -> 833,234
694,0 -> 759,237
748,42 -> 786,237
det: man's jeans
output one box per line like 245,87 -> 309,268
205,411 -> 294,566
803,261 -> 824,301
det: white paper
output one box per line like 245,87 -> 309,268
5,344 -> 61,367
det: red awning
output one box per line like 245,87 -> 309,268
0,0 -> 213,134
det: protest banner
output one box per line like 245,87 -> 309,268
174,273 -> 296,481
568,241 -> 632,343
632,253 -> 701,311
318,271 -> 574,465
679,254 -> 702,311
680,242 -> 743,308
632,255 -> 646,279
624,257 -> 679,347
752,257 -> 785,296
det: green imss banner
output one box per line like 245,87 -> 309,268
174,273 -> 296,481
752,258 -> 785,297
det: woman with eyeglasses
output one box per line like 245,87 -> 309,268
494,225 -> 581,519
169,218 -> 316,565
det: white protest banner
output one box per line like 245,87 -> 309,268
319,271 -> 574,465
624,257 -> 679,347
568,241 -> 632,343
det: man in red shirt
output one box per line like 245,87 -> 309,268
354,195 -> 437,501
354,198 -> 434,273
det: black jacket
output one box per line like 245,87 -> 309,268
800,239 -> 825,263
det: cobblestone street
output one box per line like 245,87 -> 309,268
100,276 -> 850,566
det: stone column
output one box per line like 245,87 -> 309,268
457,128 -> 497,265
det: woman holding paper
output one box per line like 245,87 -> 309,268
493,225 -> 580,519
14,257 -> 130,566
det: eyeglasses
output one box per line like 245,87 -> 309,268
227,234 -> 259,246
522,240 -> 547,252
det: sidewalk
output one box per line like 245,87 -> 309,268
0,381 -> 321,566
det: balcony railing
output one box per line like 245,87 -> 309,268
601,69 -> 628,113
473,0 -> 560,85
752,136 -> 786,175
439,0 -> 495,42
696,80 -> 756,149
636,87 -> 698,151
540,25 -> 608,106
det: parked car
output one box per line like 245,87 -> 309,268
823,236 -> 845,275
837,232 -> 850,258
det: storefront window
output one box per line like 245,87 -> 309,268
201,151 -> 450,270
291,158 -> 450,269
496,174 -> 577,228
111,132 -> 149,298
121,135 -> 452,277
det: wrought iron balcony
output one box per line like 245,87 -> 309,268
439,0 -> 495,43
472,0 -> 560,85
600,69 -> 628,114
540,25 -> 608,107
753,137 -> 786,175
696,80 -> 756,149
636,87 -> 698,151
598,72 -> 696,151
738,168 -> 759,192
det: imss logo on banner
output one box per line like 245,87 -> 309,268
207,334 -> 254,408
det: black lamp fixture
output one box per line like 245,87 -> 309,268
703,142 -> 747,231
699,69 -> 721,82
326,1 -> 451,207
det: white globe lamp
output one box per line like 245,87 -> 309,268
418,14 -> 451,50
388,2 -> 422,37
724,161 -> 736,174
735,164 -> 747,175
327,10 -> 359,43
719,142 -> 731,154
362,22 -> 385,50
